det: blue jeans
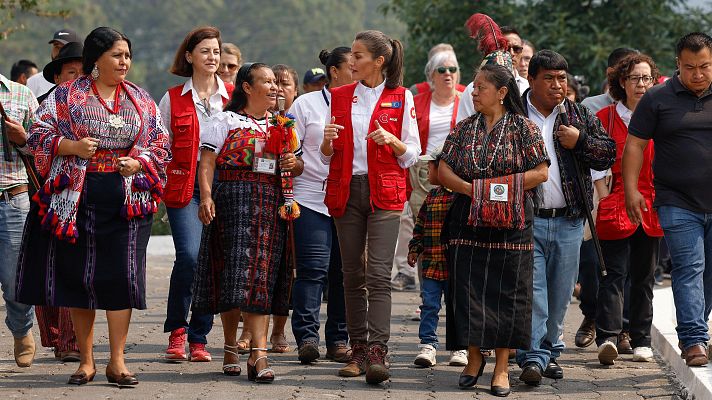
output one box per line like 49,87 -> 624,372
0,192 -> 33,338
517,216 -> 583,370
657,205 -> 712,349
291,206 -> 348,347
164,186 -> 213,344
419,277 -> 447,348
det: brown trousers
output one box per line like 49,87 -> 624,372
333,175 -> 401,345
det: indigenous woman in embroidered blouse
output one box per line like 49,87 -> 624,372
438,64 -> 548,396
16,27 -> 170,386
191,62 -> 303,383
157,26 -> 234,365
320,30 -> 421,384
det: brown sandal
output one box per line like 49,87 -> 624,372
269,333 -> 291,353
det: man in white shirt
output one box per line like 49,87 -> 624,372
26,29 -> 81,98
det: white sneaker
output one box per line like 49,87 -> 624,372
632,346 -> 654,362
598,341 -> 618,365
449,350 -> 468,366
414,344 -> 437,367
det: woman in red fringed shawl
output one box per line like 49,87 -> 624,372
15,27 -> 170,387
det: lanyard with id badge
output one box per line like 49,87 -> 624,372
250,115 -> 278,175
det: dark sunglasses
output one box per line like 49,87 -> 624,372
220,63 -> 239,71
436,66 -> 458,74
508,45 -> 523,54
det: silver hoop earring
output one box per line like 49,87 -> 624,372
91,65 -> 99,80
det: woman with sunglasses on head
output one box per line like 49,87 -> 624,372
191,62 -> 303,383
593,53 -> 662,366
288,47 -> 353,365
321,30 -> 420,384
157,26 -> 234,365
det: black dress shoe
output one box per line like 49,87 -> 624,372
491,385 -> 511,397
618,332 -> 633,355
67,369 -> 96,385
575,318 -> 595,348
543,358 -> 563,379
458,354 -> 487,388
106,366 -> 139,387
519,362 -> 542,386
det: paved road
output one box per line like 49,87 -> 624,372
0,250 -> 686,399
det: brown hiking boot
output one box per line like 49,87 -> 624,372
326,343 -> 351,363
338,342 -> 367,377
365,344 -> 389,384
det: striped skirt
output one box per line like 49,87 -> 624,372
16,172 -> 152,310
191,170 -> 290,316
444,194 -> 533,350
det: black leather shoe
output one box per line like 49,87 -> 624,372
519,362 -> 542,386
458,353 -> 486,388
575,318 -> 595,348
491,385 -> 511,397
106,366 -> 138,387
618,332 -> 633,355
542,358 -> 563,379
67,369 -> 96,385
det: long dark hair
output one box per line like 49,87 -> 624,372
82,27 -> 131,75
224,62 -> 269,113
354,30 -> 404,89
319,46 -> 351,83
477,64 -> 525,116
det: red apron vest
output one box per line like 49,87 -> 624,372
163,82 -> 233,208
324,82 -> 408,217
595,104 -> 662,240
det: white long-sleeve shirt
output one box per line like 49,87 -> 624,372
319,80 -> 420,174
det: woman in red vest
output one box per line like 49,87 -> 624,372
320,30 -> 421,384
157,26 -> 233,366
593,53 -> 662,366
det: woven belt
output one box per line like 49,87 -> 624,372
87,148 -> 130,173
217,168 -> 278,183
535,207 -> 568,218
0,184 -> 28,202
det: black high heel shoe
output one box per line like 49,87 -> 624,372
247,348 -> 274,383
458,352 -> 487,388
490,372 -> 511,397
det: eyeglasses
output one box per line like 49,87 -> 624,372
436,66 -> 458,74
508,45 -> 523,54
220,62 -> 239,71
626,75 -> 654,85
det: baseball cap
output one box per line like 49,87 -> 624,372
49,29 -> 81,45
303,67 -> 326,84
419,145 -> 443,161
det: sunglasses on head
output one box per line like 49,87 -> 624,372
436,66 -> 458,74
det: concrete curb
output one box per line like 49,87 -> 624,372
652,286 -> 712,399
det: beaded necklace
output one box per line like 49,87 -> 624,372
471,112 -> 508,172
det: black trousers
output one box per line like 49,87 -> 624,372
595,226 -> 660,348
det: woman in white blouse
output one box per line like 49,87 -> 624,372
288,46 -> 353,365
320,30 -> 420,384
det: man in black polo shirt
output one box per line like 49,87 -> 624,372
624,32 -> 712,368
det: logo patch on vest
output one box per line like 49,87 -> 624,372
410,106 -> 416,118
381,101 -> 402,108
352,96 -> 358,104
378,113 -> 389,125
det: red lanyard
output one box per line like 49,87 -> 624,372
247,113 -> 269,135
91,81 -> 122,114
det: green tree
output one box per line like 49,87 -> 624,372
0,0 -> 69,39
384,0 -> 712,94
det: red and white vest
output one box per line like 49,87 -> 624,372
163,82 -> 233,208
324,82 -> 407,217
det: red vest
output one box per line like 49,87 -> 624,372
163,82 -> 233,208
324,82 -> 408,217
595,104 -> 662,240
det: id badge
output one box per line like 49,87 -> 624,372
489,183 -> 508,202
253,138 -> 277,175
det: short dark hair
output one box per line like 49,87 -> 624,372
500,26 -> 520,37
224,62 -> 270,113
82,27 -> 131,75
170,26 -> 222,77
10,59 -> 37,82
319,47 -> 351,83
607,48 -> 638,68
528,50 -> 568,79
676,32 -> 712,57
608,53 -> 660,102
478,64 -> 525,116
